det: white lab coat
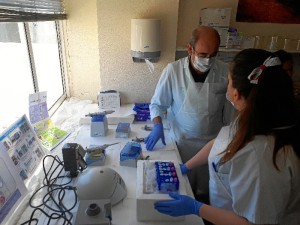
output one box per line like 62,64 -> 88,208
208,125 -> 300,225
150,56 -> 232,161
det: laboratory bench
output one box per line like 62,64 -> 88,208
11,100 -> 205,225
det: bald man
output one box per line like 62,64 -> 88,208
145,26 -> 234,202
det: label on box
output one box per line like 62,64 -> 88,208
98,90 -> 120,109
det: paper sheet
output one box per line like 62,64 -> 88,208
0,115 -> 45,182
0,142 -> 27,224
29,92 -> 69,151
145,59 -> 155,73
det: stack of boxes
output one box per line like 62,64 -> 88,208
225,28 -> 243,49
133,103 -> 151,122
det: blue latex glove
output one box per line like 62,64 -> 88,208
145,123 -> 166,150
154,192 -> 203,217
180,164 -> 191,175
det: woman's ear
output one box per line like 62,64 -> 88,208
233,88 -> 246,110
233,88 -> 240,102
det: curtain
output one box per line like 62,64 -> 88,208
0,0 -> 66,22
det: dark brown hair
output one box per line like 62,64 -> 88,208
221,49 -> 300,169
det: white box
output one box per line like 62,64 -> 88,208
200,8 -> 232,27
136,160 -> 187,221
98,90 -> 120,109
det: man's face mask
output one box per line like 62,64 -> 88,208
193,56 -> 214,72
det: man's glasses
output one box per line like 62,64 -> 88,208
193,49 -> 217,59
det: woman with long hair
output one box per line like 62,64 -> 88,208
154,49 -> 300,225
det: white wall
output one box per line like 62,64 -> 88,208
97,0 -> 179,103
177,0 -> 300,47
64,0 -> 179,103
63,0 -> 300,103
63,0 -> 100,101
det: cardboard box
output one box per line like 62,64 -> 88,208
200,8 -> 232,27
136,160 -> 187,221
98,90 -> 120,109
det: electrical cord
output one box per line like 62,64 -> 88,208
20,154 -> 78,225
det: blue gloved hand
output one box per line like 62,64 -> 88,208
180,164 -> 191,175
145,123 -> 166,150
154,192 -> 203,217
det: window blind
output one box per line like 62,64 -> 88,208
0,0 -> 66,22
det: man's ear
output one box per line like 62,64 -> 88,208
187,44 -> 193,56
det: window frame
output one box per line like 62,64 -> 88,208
48,20 -> 68,116
24,20 -> 68,116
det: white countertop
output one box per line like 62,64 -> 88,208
11,100 -> 204,225
71,123 -> 204,225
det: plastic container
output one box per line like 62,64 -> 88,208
120,141 -> 143,167
155,161 -> 179,193
115,122 -> 131,138
133,103 -> 151,121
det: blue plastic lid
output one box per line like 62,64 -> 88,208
91,114 -> 106,122
120,142 -> 141,161
116,122 -> 130,132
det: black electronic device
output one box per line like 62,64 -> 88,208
62,143 -> 86,177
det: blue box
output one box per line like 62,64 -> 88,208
133,103 -> 150,121
120,142 -> 142,167
116,122 -> 131,138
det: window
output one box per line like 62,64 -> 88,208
0,21 -> 66,132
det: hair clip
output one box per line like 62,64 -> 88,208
247,56 -> 281,84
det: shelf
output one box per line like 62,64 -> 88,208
176,47 -> 300,54
176,47 -> 245,52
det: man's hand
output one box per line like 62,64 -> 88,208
144,123 -> 166,150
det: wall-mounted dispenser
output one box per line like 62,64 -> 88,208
131,19 -> 161,62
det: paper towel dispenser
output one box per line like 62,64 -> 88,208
131,19 -> 161,62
